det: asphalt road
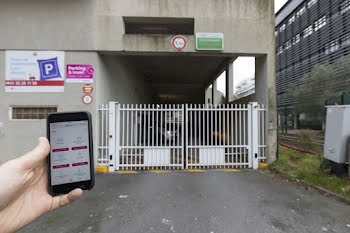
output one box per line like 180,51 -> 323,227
20,170 -> 350,233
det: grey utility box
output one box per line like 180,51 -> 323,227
324,105 -> 350,164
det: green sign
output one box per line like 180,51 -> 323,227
196,33 -> 224,51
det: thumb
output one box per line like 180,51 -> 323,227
50,188 -> 83,211
18,137 -> 50,169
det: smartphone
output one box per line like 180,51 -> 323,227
47,111 -> 95,196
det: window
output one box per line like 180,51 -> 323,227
279,24 -> 286,32
11,107 -> 57,119
340,0 -> 350,14
307,0 -> 318,8
296,6 -> 306,18
285,40 -> 292,50
288,15 -> 295,25
303,25 -> 313,38
314,16 -> 326,31
123,17 -> 194,35
277,46 -> 284,55
341,33 -> 350,47
325,40 -> 340,54
292,34 -> 301,45
275,31 -> 278,37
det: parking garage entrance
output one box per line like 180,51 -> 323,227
97,102 -> 266,171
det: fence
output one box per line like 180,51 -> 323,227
97,102 -> 266,171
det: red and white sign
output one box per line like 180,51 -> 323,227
82,94 -> 93,105
83,84 -> 93,94
172,35 -> 187,51
66,64 -> 94,83
5,51 -> 65,92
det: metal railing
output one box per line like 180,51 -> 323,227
98,102 -> 267,171
97,103 -> 109,165
185,104 -> 250,169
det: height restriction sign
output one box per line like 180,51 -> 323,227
171,35 -> 186,51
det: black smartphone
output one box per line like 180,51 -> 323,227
47,111 -> 95,196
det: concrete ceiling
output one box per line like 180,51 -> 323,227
126,55 -> 231,103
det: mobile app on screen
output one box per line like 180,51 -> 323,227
50,121 -> 91,185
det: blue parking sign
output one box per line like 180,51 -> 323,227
37,57 -> 62,80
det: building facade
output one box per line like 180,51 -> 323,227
0,0 -> 277,164
276,0 -> 350,111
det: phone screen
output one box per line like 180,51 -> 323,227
49,120 -> 91,186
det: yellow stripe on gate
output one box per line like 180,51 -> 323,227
150,170 -> 169,174
186,169 -> 205,172
95,166 -> 108,173
259,163 -> 269,168
116,170 -> 139,174
217,168 -> 240,172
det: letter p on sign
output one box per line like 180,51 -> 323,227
37,57 -> 62,80
44,63 -> 54,75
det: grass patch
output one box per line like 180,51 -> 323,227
270,146 -> 350,200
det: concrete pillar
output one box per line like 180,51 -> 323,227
212,80 -> 218,105
204,86 -> 212,104
255,55 -> 277,163
226,62 -> 234,103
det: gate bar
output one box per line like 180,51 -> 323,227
108,101 -> 116,172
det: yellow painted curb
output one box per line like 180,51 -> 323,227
259,163 -> 269,169
217,168 -> 240,172
95,166 -> 108,173
150,170 -> 169,173
186,169 -> 205,172
116,170 -> 139,174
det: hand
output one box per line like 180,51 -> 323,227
0,137 -> 83,233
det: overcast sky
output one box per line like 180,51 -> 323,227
216,0 -> 288,94
275,0 -> 288,13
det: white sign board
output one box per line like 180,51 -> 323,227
5,51 -> 65,92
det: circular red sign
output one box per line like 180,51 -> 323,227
82,94 -> 93,105
83,84 -> 93,94
172,35 -> 187,51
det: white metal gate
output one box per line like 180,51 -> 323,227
98,102 -> 266,171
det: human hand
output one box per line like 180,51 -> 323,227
0,137 -> 83,233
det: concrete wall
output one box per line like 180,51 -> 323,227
0,0 -> 96,50
205,87 -> 226,105
96,55 -> 153,105
255,55 -> 277,163
97,0 -> 274,54
0,51 -> 99,164
0,0 -> 274,55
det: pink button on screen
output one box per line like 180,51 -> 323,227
53,164 -> 70,169
72,162 -> 89,167
72,146 -> 87,150
52,148 -> 69,152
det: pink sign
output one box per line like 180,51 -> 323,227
66,64 -> 94,83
